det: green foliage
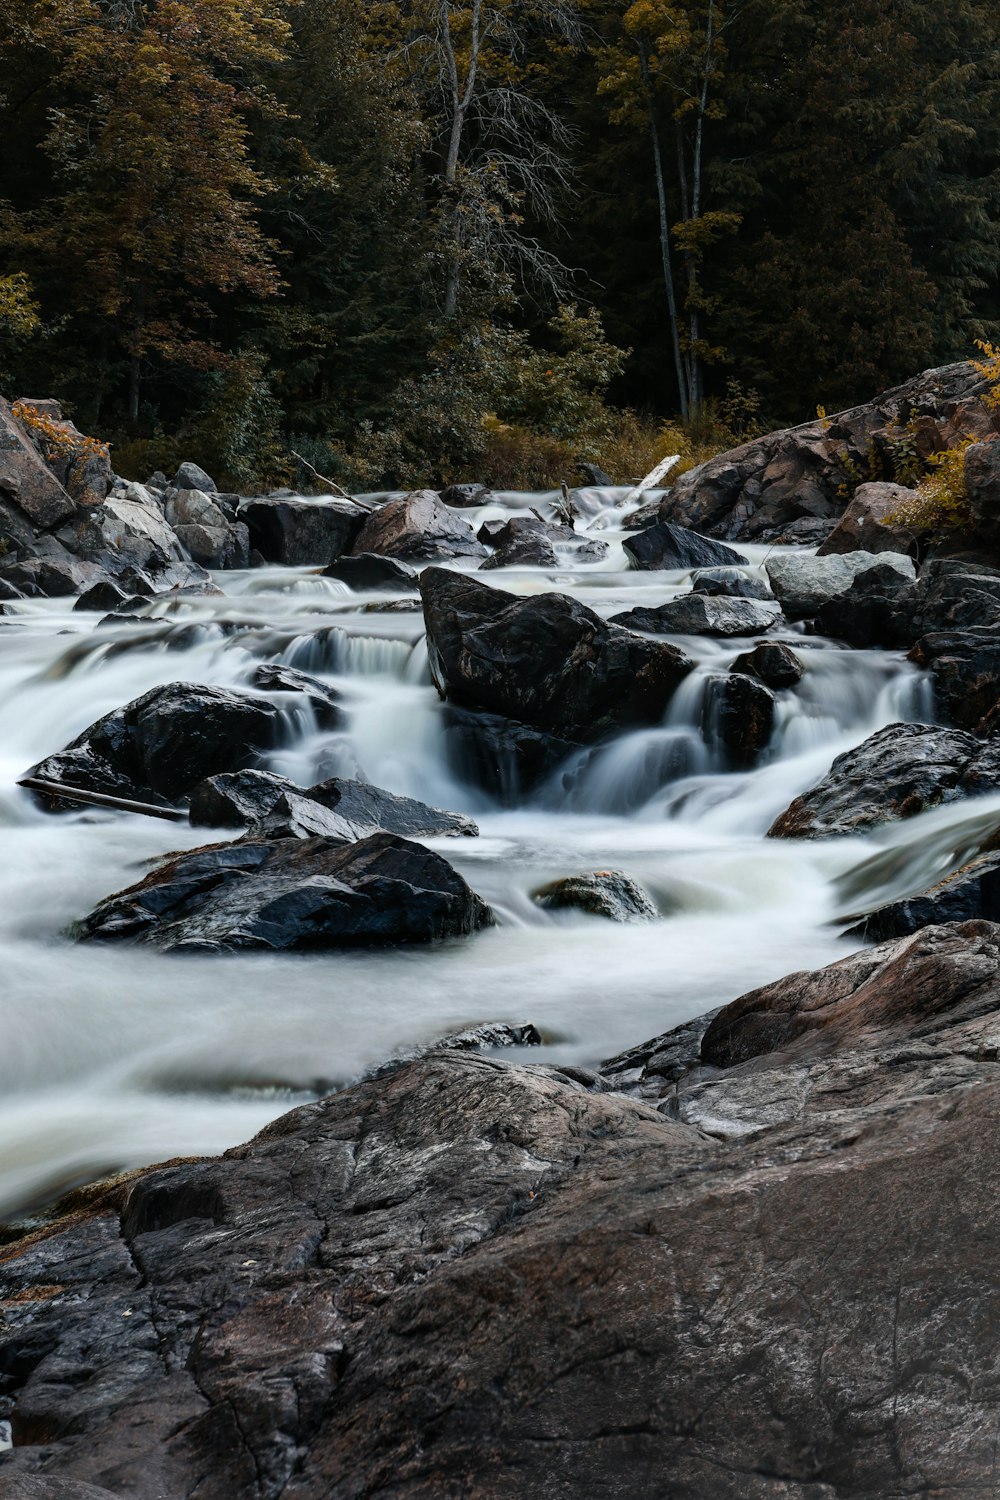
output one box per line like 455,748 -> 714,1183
891,439 -> 976,530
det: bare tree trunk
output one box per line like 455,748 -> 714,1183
440,0 -> 481,319
641,46 -> 688,422
686,0 -> 715,413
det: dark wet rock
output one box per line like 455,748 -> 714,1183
170,461 -> 217,493
442,705 -> 582,801
11,923 -> 1000,1498
478,516 -> 564,548
816,480 -> 923,557
321,554 -> 417,592
730,640 -> 804,689
622,520 -> 747,571
703,672 -> 776,767
532,870 -> 657,921
0,1479 -> 123,1499
421,567 -> 693,743
909,627 -> 1000,730
72,580 -> 134,613
188,768 -> 297,828
239,496 -> 365,566
439,483 -> 490,507
665,361 -> 1000,540
246,663 -> 345,729
621,495 -> 665,529
0,555 -> 117,599
848,853 -> 1000,942
0,575 -> 26,601
815,560 -> 919,647
768,722 -> 1000,838
26,683 -> 283,808
480,532 -> 558,569
964,437 -> 1000,543
611,594 -> 780,637
765,549 -> 915,617
351,490 -> 487,563
690,567 -> 774,600
76,832 -> 493,951
435,1021 -> 542,1051
575,460 -> 613,486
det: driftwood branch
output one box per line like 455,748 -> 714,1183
18,777 -> 188,822
554,481 -> 577,529
290,451 -> 377,512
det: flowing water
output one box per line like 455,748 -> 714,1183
0,486 -> 987,1220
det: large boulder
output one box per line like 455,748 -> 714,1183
768,722 -> 1000,838
170,460 -> 217,492
690,567 -> 775,600
765,549 -> 915,617
703,672 -> 776,767
420,568 -> 693,743
481,531 -> 558,570
909,628 -> 1000,730
531,870 -> 657,921
622,520 -> 747,570
76,832 -> 494,951
0,397 -> 83,529
439,482 -> 490,507
730,640 -> 804,688
163,487 -> 249,569
815,480 -> 923,557
25,682 -> 285,807
352,490 -> 487,562
964,437 -> 1000,543
190,768 -> 477,840
664,361 -> 1000,540
322,554 -> 418,592
610,594 -> 780,637
10,924 -> 1000,1496
240,496 -> 366,565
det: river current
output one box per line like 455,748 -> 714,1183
0,487 -> 988,1221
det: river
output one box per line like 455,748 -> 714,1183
0,486 -> 987,1221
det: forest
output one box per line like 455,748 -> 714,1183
1,0 -> 998,490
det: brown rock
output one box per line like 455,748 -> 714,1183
815,480 -> 923,557
352,490 -> 487,562
0,397 -> 76,530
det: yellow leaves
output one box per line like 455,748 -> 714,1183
0,273 -> 40,339
11,401 -> 110,470
972,340 -> 1000,414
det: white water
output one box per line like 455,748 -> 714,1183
0,487 -> 988,1219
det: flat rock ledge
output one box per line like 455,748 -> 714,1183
3,921 -> 1000,1497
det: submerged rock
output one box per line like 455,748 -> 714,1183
439,482 -> 490,507
245,663 -> 345,729
850,852 -> 1000,942
77,832 -> 493,951
704,672 -> 776,767
322,553 -> 418,592
442,705 -> 583,801
532,870 -> 657,922
622,521 -> 747,570
768,722 -> 1000,838
481,531 -> 558,570
691,567 -> 775,600
25,682 -> 284,807
421,567 -> 693,744
730,639 -> 804,688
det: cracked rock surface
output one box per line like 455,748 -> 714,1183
4,922 -> 1000,1497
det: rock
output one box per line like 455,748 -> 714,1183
480,532 -> 558,569
442,706 -> 583,801
665,361 -> 1000,540
768,722 -> 1000,838
575,461 -> 613,486
622,520 -> 748,570
439,483 -> 490,507
144,470 -> 169,492
322,554 -> 417,592
532,870 -> 657,921
76,832 -> 493,951
700,919 -> 1000,1066
690,567 -> 775,600
72,580 -> 134,613
815,560 -> 918,646
765,548 -> 915,617
610,594 -> 781,637
420,567 -> 693,743
0,575 -> 26,601
246,663 -> 345,729
0,1480 -> 123,1499
0,397 -> 78,530
730,640 -> 804,688
191,768 -> 477,841
964,438 -> 1000,542
909,628 -> 1000,730
434,1021 -> 542,1052
351,490 -> 487,563
12,922 -> 1000,1496
239,496 -> 365,566
25,682 -> 284,808
703,672 -> 776,767
0,555 -> 112,598
848,853 -> 1000,942
170,461 -> 217,493
162,487 -> 249,569
815,480 -> 923,557
188,768 -> 297,828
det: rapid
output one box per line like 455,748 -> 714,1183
0,486 -> 979,1220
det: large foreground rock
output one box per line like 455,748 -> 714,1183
77,831 -> 493,951
815,480 -> 923,557
910,627 -> 1000,730
420,568 -> 693,743
6,923 -> 1000,1496
768,721 -> 1000,838
25,683 -> 285,807
764,549 -> 915,617
239,496 -> 365,565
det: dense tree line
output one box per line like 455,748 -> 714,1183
0,0 -> 998,488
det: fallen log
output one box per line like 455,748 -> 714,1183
17,776 -> 187,822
